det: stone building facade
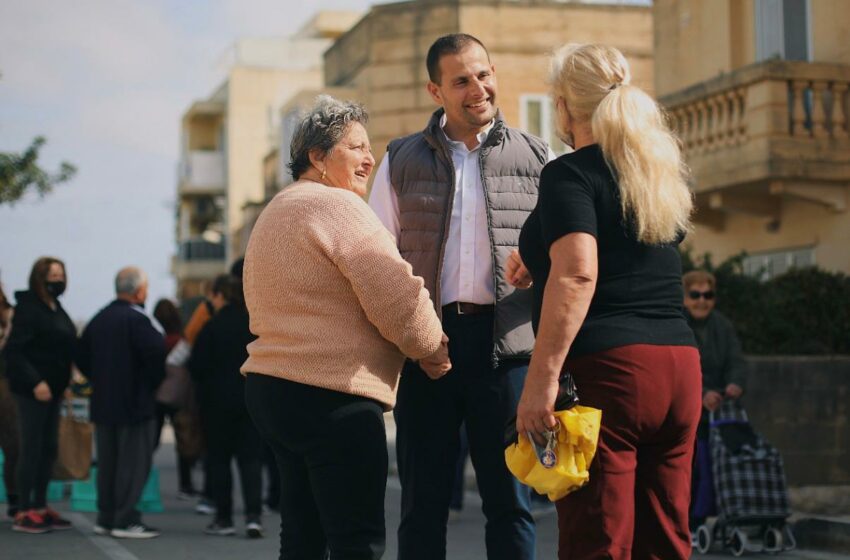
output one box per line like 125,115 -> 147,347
655,0 -> 850,278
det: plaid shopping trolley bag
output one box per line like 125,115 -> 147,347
710,399 -> 790,520
694,399 -> 795,556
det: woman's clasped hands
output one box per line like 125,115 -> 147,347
419,333 -> 451,380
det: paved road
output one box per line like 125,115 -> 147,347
0,438 -> 843,559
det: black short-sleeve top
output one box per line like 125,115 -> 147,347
518,144 -> 696,357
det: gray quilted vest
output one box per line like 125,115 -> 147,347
387,108 -> 547,364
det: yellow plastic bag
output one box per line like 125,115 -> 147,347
504,405 -> 602,501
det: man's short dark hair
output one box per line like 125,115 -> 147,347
426,33 -> 490,84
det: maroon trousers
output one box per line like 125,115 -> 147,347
556,344 -> 701,560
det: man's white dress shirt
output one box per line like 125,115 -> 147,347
369,116 -> 495,306
369,115 -> 557,306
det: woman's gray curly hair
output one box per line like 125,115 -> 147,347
288,95 -> 369,180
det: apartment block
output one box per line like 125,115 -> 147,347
173,12 -> 361,298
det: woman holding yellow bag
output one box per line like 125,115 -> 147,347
509,43 -> 702,560
504,374 -> 601,502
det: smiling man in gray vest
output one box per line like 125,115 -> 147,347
369,33 -> 549,560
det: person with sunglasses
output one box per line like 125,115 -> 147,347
682,269 -> 748,541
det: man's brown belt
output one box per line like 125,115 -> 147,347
442,302 -> 495,315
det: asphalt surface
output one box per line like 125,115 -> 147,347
0,429 -> 844,559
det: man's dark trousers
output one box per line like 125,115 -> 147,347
394,308 -> 535,560
96,418 -> 156,529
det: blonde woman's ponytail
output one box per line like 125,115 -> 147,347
550,43 -> 693,245
593,84 -> 693,244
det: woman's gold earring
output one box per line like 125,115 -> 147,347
321,168 -> 327,181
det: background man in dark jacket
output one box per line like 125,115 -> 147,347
76,267 -> 165,539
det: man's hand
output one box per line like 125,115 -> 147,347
703,390 -> 723,412
420,333 -> 451,380
33,380 -> 52,402
505,250 -> 533,289
725,383 -> 743,400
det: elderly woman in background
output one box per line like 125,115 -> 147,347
242,95 -> 450,560
5,257 -> 76,534
510,44 -> 700,559
683,269 -> 747,536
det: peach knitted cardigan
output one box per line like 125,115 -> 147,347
241,180 -> 443,410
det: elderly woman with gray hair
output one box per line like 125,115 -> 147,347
242,95 -> 450,559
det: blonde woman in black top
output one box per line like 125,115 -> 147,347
510,44 -> 700,559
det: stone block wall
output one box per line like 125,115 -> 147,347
743,356 -> 850,488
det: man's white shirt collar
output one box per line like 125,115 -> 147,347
439,113 -> 494,152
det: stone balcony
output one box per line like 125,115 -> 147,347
660,60 -> 850,229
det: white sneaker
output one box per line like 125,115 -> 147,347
246,521 -> 263,539
111,524 -> 160,539
93,524 -> 111,536
195,499 -> 215,515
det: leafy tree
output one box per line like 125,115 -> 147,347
0,136 -> 77,205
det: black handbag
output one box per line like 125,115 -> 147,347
504,372 -> 580,448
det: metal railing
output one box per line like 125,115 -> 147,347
177,237 -> 226,262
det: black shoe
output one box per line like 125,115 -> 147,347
42,508 -> 72,530
204,521 -> 235,536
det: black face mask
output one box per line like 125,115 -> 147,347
45,281 -> 66,299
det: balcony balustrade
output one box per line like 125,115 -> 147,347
660,60 -> 850,227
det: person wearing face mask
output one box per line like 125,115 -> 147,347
243,95 -> 449,559
76,267 -> 165,539
682,269 -> 747,538
5,257 -> 76,534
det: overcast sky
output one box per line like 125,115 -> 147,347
0,0 -> 651,323
0,0 -> 378,322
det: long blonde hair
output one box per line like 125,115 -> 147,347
549,43 -> 692,245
